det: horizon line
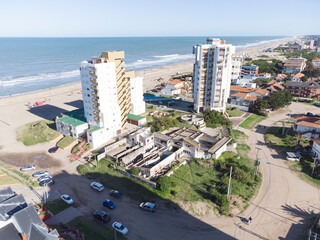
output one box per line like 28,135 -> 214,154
0,35 -> 301,38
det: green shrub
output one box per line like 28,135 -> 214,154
157,176 -> 176,194
129,167 -> 140,175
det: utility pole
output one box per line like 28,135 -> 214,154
312,157 -> 317,176
227,166 -> 232,198
114,229 -> 117,240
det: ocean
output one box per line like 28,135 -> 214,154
0,36 -> 288,97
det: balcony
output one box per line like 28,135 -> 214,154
94,117 -> 101,122
91,85 -> 98,90
91,91 -> 99,97
90,78 -> 97,83
92,104 -> 99,109
93,111 -> 101,117
92,98 -> 100,104
89,71 -> 97,76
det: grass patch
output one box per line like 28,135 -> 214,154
236,144 -> 251,158
77,154 -> 261,215
0,170 -> 21,185
240,114 -> 266,129
67,216 -> 127,240
77,158 -> 162,201
44,199 -> 78,215
231,129 -> 248,143
16,120 -> 61,146
226,108 -> 244,117
57,136 -> 77,149
287,161 -> 320,187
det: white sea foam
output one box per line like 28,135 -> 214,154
0,70 -> 80,87
235,36 -> 294,50
125,53 -> 194,69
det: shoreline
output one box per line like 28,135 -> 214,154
0,37 -> 295,104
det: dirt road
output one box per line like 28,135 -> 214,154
1,97 -> 320,239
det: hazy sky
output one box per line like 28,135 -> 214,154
0,0 -> 319,37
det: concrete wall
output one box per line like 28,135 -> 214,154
117,169 -> 156,188
104,138 -> 127,153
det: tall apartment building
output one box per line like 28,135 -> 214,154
56,51 -> 145,148
192,38 -> 235,113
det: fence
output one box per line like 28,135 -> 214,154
117,169 -> 157,189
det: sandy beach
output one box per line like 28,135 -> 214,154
0,37 -> 294,149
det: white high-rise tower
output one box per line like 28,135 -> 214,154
192,38 -> 235,113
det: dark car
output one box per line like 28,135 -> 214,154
93,210 -> 111,223
109,190 -> 121,199
39,178 -> 55,187
306,112 -> 314,117
103,199 -> 116,209
48,146 -> 59,153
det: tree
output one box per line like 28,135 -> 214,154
157,176 -> 176,194
203,109 -> 232,128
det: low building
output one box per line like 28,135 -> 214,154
256,72 -> 271,79
286,152 -> 302,161
162,79 -> 184,96
294,116 -> 320,139
284,81 -> 320,98
233,77 -> 257,88
311,139 -> 320,162
229,86 -> 269,111
292,73 -> 305,82
56,108 -> 88,139
0,187 -> 59,240
283,57 -> 307,73
126,113 -> 146,127
128,127 -> 154,148
312,58 -> 320,68
265,80 -> 285,92
275,73 -> 288,82
241,65 -> 259,77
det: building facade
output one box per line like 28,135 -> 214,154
284,81 -> 320,98
56,51 -> 145,148
192,38 -> 235,113
241,65 -> 259,77
283,57 -> 307,73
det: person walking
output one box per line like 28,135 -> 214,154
248,216 -> 252,224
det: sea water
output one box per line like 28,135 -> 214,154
0,36 -> 288,97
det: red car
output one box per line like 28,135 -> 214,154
48,146 -> 59,153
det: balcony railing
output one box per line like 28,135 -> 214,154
94,117 -> 101,122
93,111 -> 101,117
90,78 -> 97,83
91,85 -> 98,90
91,91 -> 99,97
89,71 -> 96,76
92,98 -> 100,104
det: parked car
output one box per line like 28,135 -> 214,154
103,199 -> 115,209
315,102 -> 320,106
90,182 -> 104,192
61,194 -> 73,204
139,202 -> 156,212
39,178 -> 55,187
109,190 -> 121,199
93,210 -> 110,223
112,222 -> 128,235
37,175 -> 52,182
306,112 -> 314,116
48,146 -> 59,153
20,165 -> 36,172
32,170 -> 49,178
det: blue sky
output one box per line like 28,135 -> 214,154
0,0 -> 319,37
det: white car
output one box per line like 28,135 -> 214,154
90,182 -> 104,192
112,222 -> 128,235
139,202 -> 156,212
61,194 -> 73,204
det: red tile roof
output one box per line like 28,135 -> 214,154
230,85 -> 252,93
245,95 -> 258,101
165,79 -> 183,85
254,88 -> 269,96
231,92 -> 248,98
295,116 -> 320,128
294,73 -> 305,78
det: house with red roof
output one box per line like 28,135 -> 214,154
292,72 -> 305,82
162,79 -> 184,96
294,116 -> 320,139
229,86 -> 269,111
312,58 -> 320,68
